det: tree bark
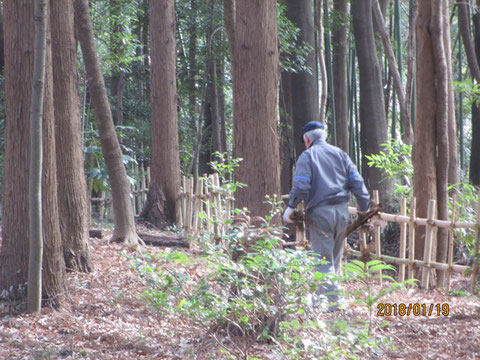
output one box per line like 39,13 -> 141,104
431,0 -> 449,287
413,0 -> 437,261
286,0 -> 319,159
280,71 -> 294,196
74,0 -> 139,245
405,0 -> 417,139
223,0 -> 235,62
27,0 -> 47,314
472,12 -> 480,186
443,0 -> 458,188
458,2 -> 480,84
351,0 -> 391,206
317,0 -> 328,121
332,0 -> 349,153
0,0 -> 66,308
233,0 -> 281,217
144,0 -> 181,227
51,0 -> 92,273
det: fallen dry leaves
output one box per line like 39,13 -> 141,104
0,231 -> 479,359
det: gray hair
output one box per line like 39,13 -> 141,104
304,128 -> 327,143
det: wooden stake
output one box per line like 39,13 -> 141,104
146,166 -> 151,188
421,199 -> 436,289
213,173 -> 223,236
398,198 -> 407,282
192,178 -> 200,232
185,178 -> 193,234
470,191 -> 480,294
189,178 -> 195,234
205,176 -> 212,233
296,202 -> 306,245
446,194 -> 457,291
373,191 -> 382,285
360,228 -> 368,256
134,158 -> 141,216
180,176 -> 186,231
408,197 -> 416,283
140,163 -> 147,208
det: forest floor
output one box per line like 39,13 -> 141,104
0,228 -> 479,360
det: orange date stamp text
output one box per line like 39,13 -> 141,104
377,303 -> 450,317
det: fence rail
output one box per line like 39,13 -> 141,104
90,172 -> 480,293
178,182 -> 480,293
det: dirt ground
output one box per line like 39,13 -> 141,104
0,233 -> 479,360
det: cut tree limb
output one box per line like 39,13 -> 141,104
137,233 -> 189,248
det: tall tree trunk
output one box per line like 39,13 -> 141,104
217,55 -> 228,153
470,8 -> 480,186
431,0 -> 449,287
280,71 -> 294,196
42,13 -> 67,307
74,0 -> 139,245
223,0 -> 235,63
142,0 -> 181,227
233,0 -> 280,217
188,0 -> 198,144
51,0 -> 92,273
413,0 -> 437,262
332,0 -> 349,153
286,0 -> 319,159
351,0 -> 391,206
0,0 -> 66,308
443,0 -> 458,188
207,0 -> 222,157
317,0 -> 328,121
0,4 -> 4,73
28,0 -> 47,314
458,2 -> 480,84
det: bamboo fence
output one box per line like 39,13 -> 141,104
91,170 -> 480,293
179,184 -> 480,292
178,174 -> 234,238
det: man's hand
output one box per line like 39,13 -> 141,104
283,207 -> 295,224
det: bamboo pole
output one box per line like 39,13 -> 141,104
446,194 -> 457,291
185,178 -> 193,235
140,163 -> 146,208
373,191 -> 382,284
193,178 -> 201,232
347,249 -> 468,273
134,158 -> 141,216
421,200 -> 436,289
181,176 -> 187,231
146,166 -> 151,188
213,173 -> 223,236
205,176 -> 212,233
296,202 -> 306,245
408,197 -> 416,283
178,176 -> 184,230
398,198 -> 407,282
347,206 -> 476,229
360,229 -> 368,256
470,192 -> 480,294
212,174 -> 220,237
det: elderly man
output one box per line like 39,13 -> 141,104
283,121 -> 370,311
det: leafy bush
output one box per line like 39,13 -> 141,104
365,140 -> 413,198
131,155 -> 415,358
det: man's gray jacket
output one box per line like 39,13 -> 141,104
288,138 -> 370,212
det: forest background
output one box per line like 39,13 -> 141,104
0,0 -> 478,357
